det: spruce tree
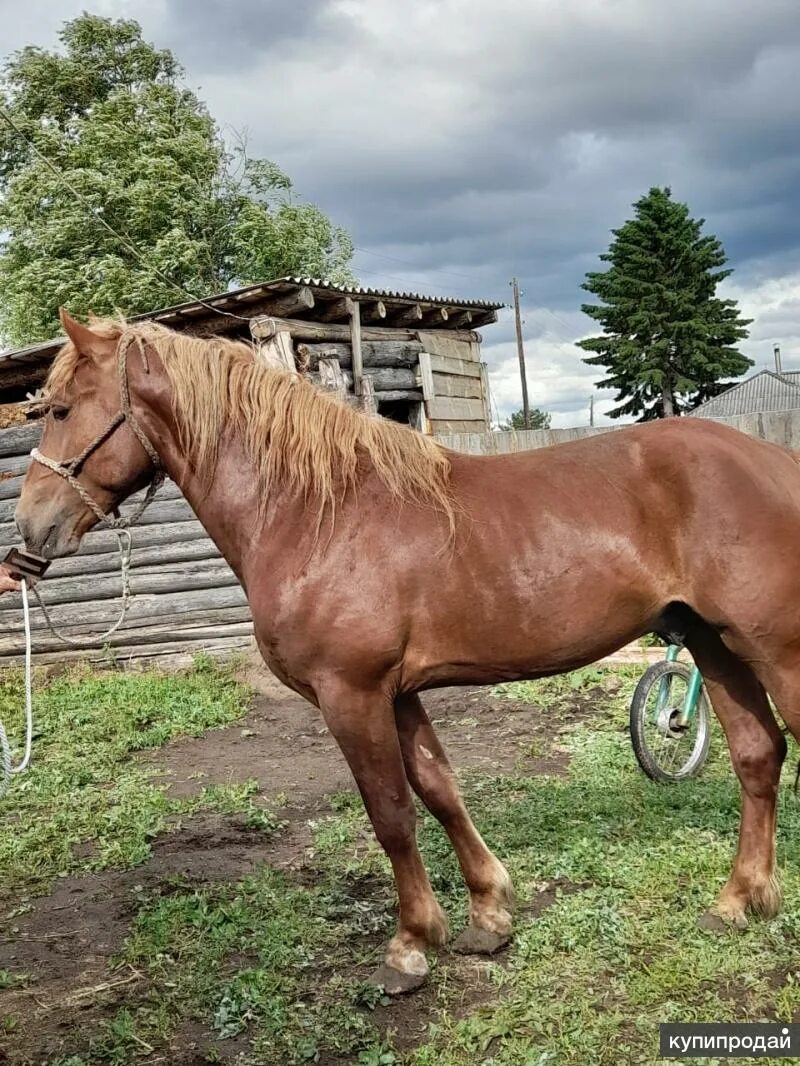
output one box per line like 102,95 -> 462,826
578,187 -> 752,420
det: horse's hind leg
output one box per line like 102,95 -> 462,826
395,693 -> 513,953
685,627 -> 786,928
317,683 -> 448,994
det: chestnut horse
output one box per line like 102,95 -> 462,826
15,311 -> 799,992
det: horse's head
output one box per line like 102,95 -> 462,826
16,310 -> 159,557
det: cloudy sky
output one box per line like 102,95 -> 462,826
3,0 -> 800,426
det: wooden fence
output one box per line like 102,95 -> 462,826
436,410 -> 800,454
3,408 -> 800,667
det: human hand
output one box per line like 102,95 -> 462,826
0,564 -> 21,594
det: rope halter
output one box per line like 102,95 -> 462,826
30,333 -> 165,530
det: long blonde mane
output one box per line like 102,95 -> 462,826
47,318 -> 455,530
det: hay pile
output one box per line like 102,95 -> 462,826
0,403 -> 33,429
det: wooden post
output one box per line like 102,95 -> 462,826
250,318 -> 297,373
347,298 -> 363,396
360,376 -> 378,416
318,357 -> 347,400
417,351 -> 435,402
511,277 -> 530,429
410,402 -> 431,434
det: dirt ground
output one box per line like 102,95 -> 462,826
0,676 -> 583,1065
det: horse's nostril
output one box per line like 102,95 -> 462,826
14,512 -> 56,555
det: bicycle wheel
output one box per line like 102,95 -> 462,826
630,660 -> 711,783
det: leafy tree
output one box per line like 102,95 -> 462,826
0,14 -> 354,345
578,187 -> 752,420
500,407 -> 552,430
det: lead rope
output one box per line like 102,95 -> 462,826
0,531 -> 132,797
0,580 -> 34,799
31,529 -> 133,646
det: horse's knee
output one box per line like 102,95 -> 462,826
733,731 -> 786,794
370,795 -> 417,856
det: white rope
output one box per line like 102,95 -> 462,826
0,534 -> 133,797
0,580 -> 34,798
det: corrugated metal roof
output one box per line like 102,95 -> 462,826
690,370 -> 800,418
141,276 -> 503,325
266,277 -> 505,309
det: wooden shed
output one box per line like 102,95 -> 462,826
0,278 -> 502,434
0,278 -> 502,667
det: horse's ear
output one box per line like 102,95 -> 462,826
59,308 -> 112,363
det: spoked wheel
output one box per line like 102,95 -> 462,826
630,660 -> 711,782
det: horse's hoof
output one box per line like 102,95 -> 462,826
368,964 -> 427,996
697,910 -> 747,933
452,926 -> 511,955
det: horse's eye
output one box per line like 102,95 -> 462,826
51,406 -> 70,422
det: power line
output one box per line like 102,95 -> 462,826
540,306 -> 578,339
0,103 -> 250,321
1,103 -> 510,318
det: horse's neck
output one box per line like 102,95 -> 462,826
154,427 -> 304,586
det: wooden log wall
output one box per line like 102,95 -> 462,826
297,341 -> 424,405
294,335 -> 489,429
0,422 -> 251,668
251,318 -> 490,429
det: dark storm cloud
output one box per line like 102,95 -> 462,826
196,0 -> 799,331
160,0 -> 355,72
3,0 -> 800,420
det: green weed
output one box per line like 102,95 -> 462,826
0,658 -> 254,895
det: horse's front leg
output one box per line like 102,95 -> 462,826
395,693 -> 513,952
318,681 -> 448,993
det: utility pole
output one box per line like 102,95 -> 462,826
511,277 -> 530,429
589,394 -> 594,427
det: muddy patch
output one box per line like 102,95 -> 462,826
0,812 -> 297,1065
317,878 -> 583,1066
142,685 -> 574,806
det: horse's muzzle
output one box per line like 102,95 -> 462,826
15,498 -> 83,559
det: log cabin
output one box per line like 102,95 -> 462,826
0,277 -> 503,433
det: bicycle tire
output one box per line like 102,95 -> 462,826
630,659 -> 711,783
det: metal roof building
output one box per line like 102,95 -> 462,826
0,276 -> 504,435
690,370 -> 800,419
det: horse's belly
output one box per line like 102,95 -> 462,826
403,560 -> 662,689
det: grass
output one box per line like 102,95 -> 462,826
3,661 -> 800,1064
0,654 -> 275,897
